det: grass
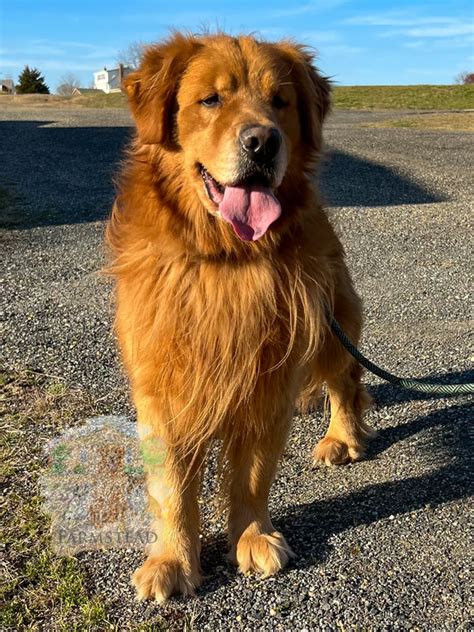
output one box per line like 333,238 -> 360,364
0,368 -> 179,630
362,112 -> 474,132
0,92 -> 126,109
72,92 -> 127,108
0,92 -> 127,109
332,84 -> 474,110
0,368 -> 115,631
2,84 -> 473,111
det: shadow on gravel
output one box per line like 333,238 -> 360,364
319,149 -> 446,207
196,399 -> 472,596
277,401 -> 472,571
0,120 -> 132,229
1,121 -> 446,230
369,369 -> 474,407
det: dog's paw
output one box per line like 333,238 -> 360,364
313,436 -> 364,466
234,531 -> 294,577
132,555 -> 202,602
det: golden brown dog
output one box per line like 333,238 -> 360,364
106,32 -> 372,602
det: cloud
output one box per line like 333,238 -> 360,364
319,44 -> 365,56
0,41 -> 119,73
0,59 -> 25,68
343,13 -> 464,27
402,24 -> 474,38
402,35 -> 474,51
120,1 -> 349,25
300,30 -> 341,44
272,0 -> 349,18
299,30 -> 365,57
403,41 -> 425,49
344,11 -> 473,44
0,57 -> 97,72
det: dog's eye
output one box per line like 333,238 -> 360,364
272,94 -> 289,110
201,94 -> 221,108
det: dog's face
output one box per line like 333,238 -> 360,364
125,34 -> 330,241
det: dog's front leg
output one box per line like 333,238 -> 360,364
226,410 -> 294,577
131,396 -> 204,602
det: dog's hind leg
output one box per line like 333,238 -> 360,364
313,360 -> 373,465
308,282 -> 374,465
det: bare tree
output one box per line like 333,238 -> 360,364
56,73 -> 81,96
116,41 -> 146,69
455,70 -> 474,84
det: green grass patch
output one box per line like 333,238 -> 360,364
72,92 -> 127,108
3,85 -> 473,112
332,84 -> 474,110
0,369 -> 115,631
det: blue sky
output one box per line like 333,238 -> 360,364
1,0 -> 473,91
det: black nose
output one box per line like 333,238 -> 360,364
240,126 -> 282,162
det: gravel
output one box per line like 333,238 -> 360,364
1,106 -> 473,630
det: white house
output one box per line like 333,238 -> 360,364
93,64 -> 132,93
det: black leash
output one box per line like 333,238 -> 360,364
330,316 -> 474,396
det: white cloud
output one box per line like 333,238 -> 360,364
402,35 -> 474,50
0,59 -> 25,68
319,44 -> 365,56
403,24 -> 474,37
403,41 -> 425,49
0,57 -> 97,72
344,13 -> 464,27
299,30 -> 365,57
0,41 -> 119,76
300,30 -> 341,44
273,0 -> 349,18
344,11 -> 473,43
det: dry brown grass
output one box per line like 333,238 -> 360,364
0,92 -> 126,108
0,94 -> 69,107
363,112 -> 474,132
0,369 -> 114,630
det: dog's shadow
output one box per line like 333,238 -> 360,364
198,392 -> 472,595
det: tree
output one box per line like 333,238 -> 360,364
116,41 -> 146,69
455,71 -> 474,84
56,73 -> 81,96
16,66 -> 49,94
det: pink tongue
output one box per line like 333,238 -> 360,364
219,184 -> 281,241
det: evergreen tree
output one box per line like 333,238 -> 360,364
16,66 -> 50,94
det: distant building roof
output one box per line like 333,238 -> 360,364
0,79 -> 14,92
94,66 -> 133,74
72,87 -> 101,96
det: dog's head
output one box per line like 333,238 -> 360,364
124,33 -> 331,242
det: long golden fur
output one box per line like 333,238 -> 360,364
106,32 -> 372,602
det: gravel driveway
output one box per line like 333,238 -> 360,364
1,106 -> 472,630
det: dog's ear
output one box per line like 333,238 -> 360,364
276,42 -> 331,155
123,33 -> 201,146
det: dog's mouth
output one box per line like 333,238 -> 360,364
198,164 -> 281,242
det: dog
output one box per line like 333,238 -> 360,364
106,32 -> 372,602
